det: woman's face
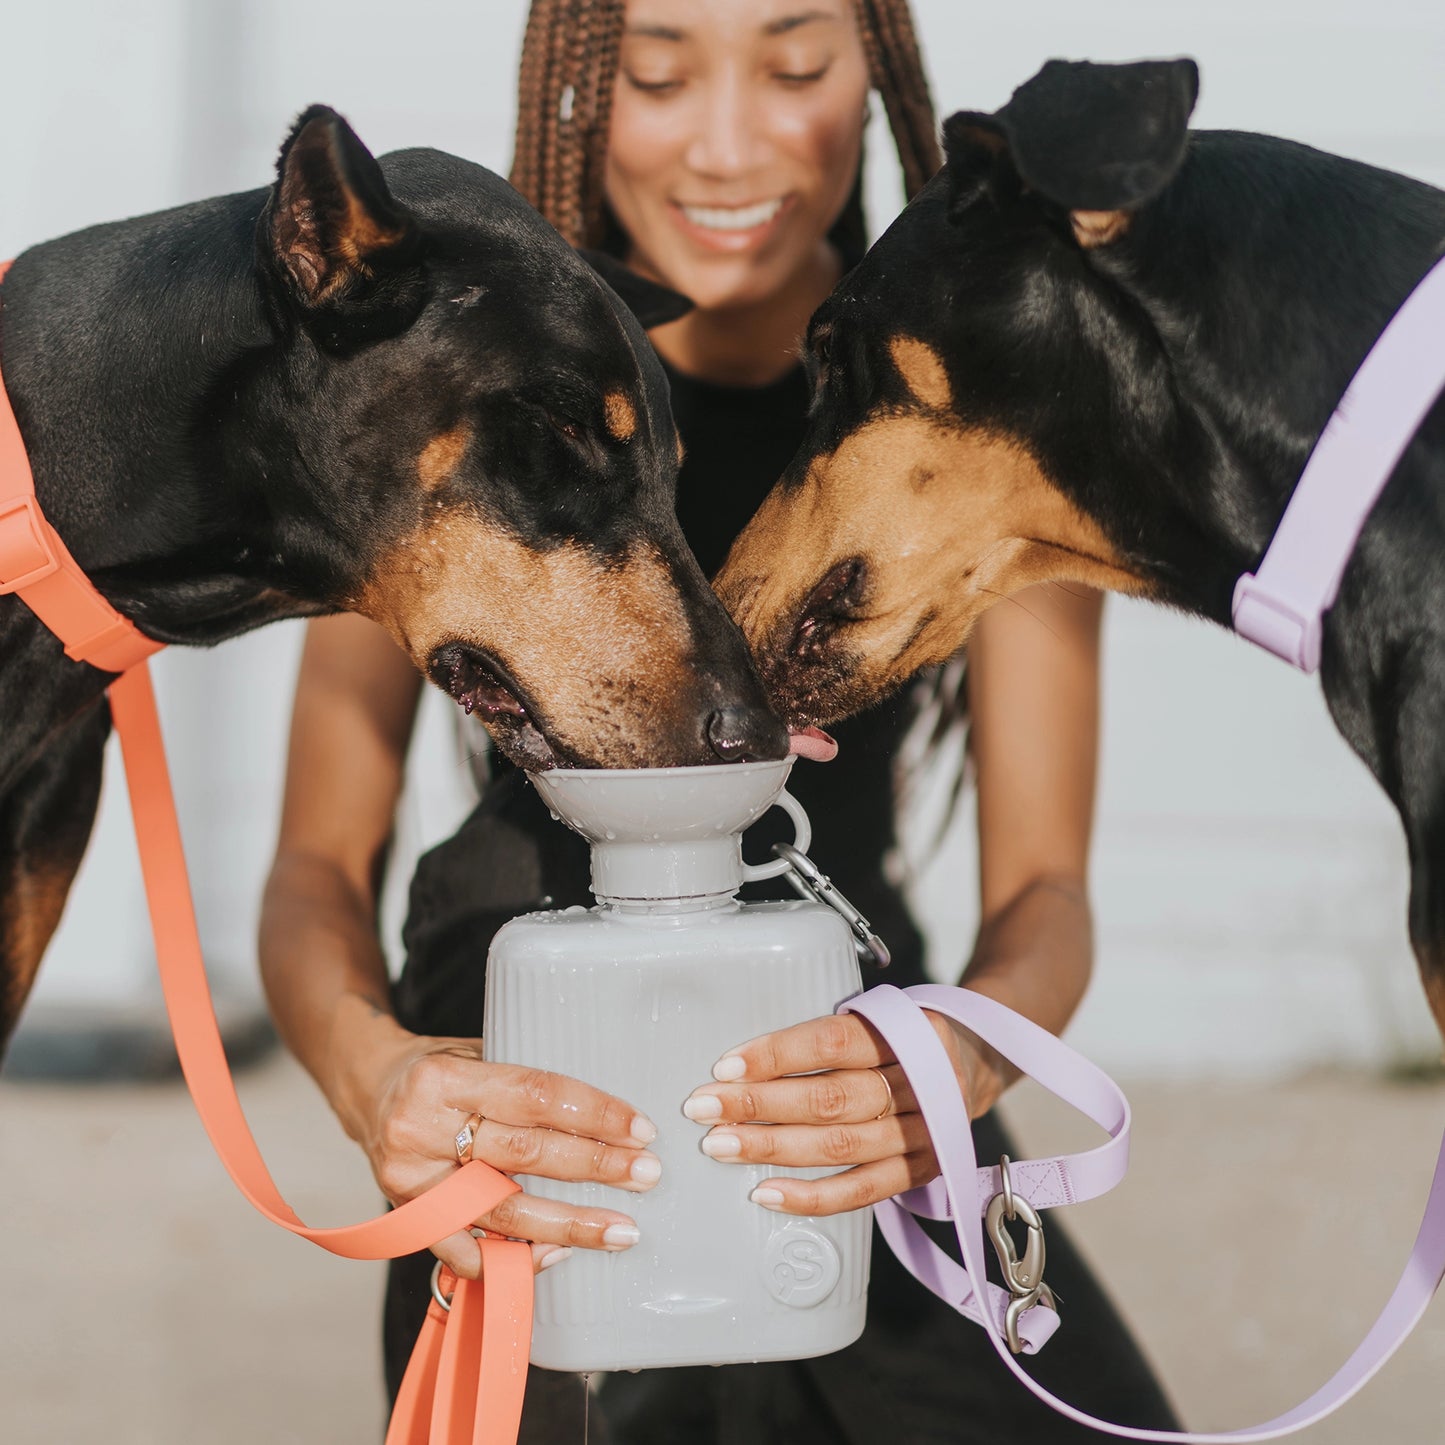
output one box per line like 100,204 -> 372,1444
606,0 -> 870,312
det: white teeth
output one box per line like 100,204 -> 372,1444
680,198 -> 783,232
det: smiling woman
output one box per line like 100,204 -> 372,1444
259,2 -> 1178,1441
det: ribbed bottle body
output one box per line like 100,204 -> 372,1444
484,899 -> 869,1372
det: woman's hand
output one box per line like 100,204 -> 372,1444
353,1029 -> 662,1278
681,1008 -> 1000,1217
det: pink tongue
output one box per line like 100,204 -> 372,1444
788,726 -> 839,762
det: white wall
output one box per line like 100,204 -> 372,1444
2,2 -> 1441,1073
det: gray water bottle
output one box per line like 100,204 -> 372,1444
483,758 -> 872,1372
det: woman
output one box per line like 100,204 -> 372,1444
260,2 -> 1178,1439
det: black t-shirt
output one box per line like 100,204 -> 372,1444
396,358 -> 926,1034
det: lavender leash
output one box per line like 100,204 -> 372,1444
844,984 -> 1445,1439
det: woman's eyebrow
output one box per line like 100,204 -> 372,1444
623,11 -> 838,42
764,11 -> 839,37
624,23 -> 687,41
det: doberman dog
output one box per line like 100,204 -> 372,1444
0,105 -> 785,1050
715,58 -> 1445,1038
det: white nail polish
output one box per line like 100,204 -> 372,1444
630,1114 -> 658,1144
538,1247 -> 572,1272
750,1186 -> 785,1208
603,1222 -> 641,1248
712,1054 -> 746,1082
700,1130 -> 741,1159
682,1094 -> 722,1122
630,1154 -> 662,1185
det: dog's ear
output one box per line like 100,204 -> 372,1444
578,250 -> 694,329
942,112 -> 1023,218
262,105 -> 422,319
1003,59 -> 1199,246
947,59 -> 1200,249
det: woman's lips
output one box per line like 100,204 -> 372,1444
669,195 -> 794,252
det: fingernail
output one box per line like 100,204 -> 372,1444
603,1222 -> 641,1249
630,1114 -> 658,1144
538,1247 -> 572,1272
682,1093 -> 722,1122
750,1186 -> 785,1209
700,1130 -> 741,1159
712,1054 -> 746,1082
629,1154 -> 662,1185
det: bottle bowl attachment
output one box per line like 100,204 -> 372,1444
530,759 -> 808,903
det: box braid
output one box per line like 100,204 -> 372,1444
509,0 -> 942,248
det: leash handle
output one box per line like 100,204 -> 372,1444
847,983 -> 1445,1441
108,664 -> 520,1255
108,664 -> 534,1445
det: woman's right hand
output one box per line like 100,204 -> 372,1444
348,1029 -> 660,1280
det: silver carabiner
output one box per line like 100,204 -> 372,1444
772,842 -> 891,968
986,1155 -> 1059,1353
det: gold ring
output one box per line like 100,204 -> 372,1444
870,1067 -> 894,1121
453,1111 -> 485,1163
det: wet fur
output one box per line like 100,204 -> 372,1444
716,60 -> 1445,1036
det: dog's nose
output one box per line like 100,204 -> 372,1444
706,705 -> 789,763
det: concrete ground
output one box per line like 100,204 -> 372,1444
1,1052 -> 1441,1444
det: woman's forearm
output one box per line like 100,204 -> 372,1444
953,874 -> 1094,1115
259,852 -> 415,1143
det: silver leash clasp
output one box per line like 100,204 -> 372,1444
772,842 -> 891,968
985,1155 -> 1059,1353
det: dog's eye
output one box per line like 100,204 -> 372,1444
548,414 -> 583,442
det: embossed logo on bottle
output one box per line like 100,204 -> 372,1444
763,1225 -> 840,1308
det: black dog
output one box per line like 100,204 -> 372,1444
716,59 -> 1445,1036
0,106 -> 785,1048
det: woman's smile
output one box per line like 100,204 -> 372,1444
670,194 -> 794,251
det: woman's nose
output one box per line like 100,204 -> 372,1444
684,76 -> 771,179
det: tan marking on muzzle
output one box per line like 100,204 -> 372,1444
352,510 -> 707,765
604,391 -> 638,442
718,413 -> 1150,720
418,426 -> 470,490
889,337 -> 953,412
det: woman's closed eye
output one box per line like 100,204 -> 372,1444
773,64 -> 831,87
623,70 -> 684,96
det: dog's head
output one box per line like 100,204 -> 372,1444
715,60 -> 1203,726
249,107 -> 784,769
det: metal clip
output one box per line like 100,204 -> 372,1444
430,1259 -> 454,1312
772,842 -> 890,968
985,1155 -> 1059,1353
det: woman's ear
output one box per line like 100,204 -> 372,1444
996,58 -> 1200,246
578,250 -> 695,329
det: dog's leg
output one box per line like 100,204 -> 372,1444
0,702 -> 110,1051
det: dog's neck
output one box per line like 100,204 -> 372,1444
1048,136 -> 1445,629
0,189 -> 328,787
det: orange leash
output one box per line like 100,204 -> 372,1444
1,259 -> 533,1444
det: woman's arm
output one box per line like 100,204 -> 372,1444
260,615 -> 658,1274
952,581 -> 1103,1117
679,585 -> 1105,1214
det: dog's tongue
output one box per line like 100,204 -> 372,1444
788,726 -> 838,762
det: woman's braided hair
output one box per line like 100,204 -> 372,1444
510,0 -> 942,248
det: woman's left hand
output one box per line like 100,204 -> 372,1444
682,1008 -> 1000,1216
